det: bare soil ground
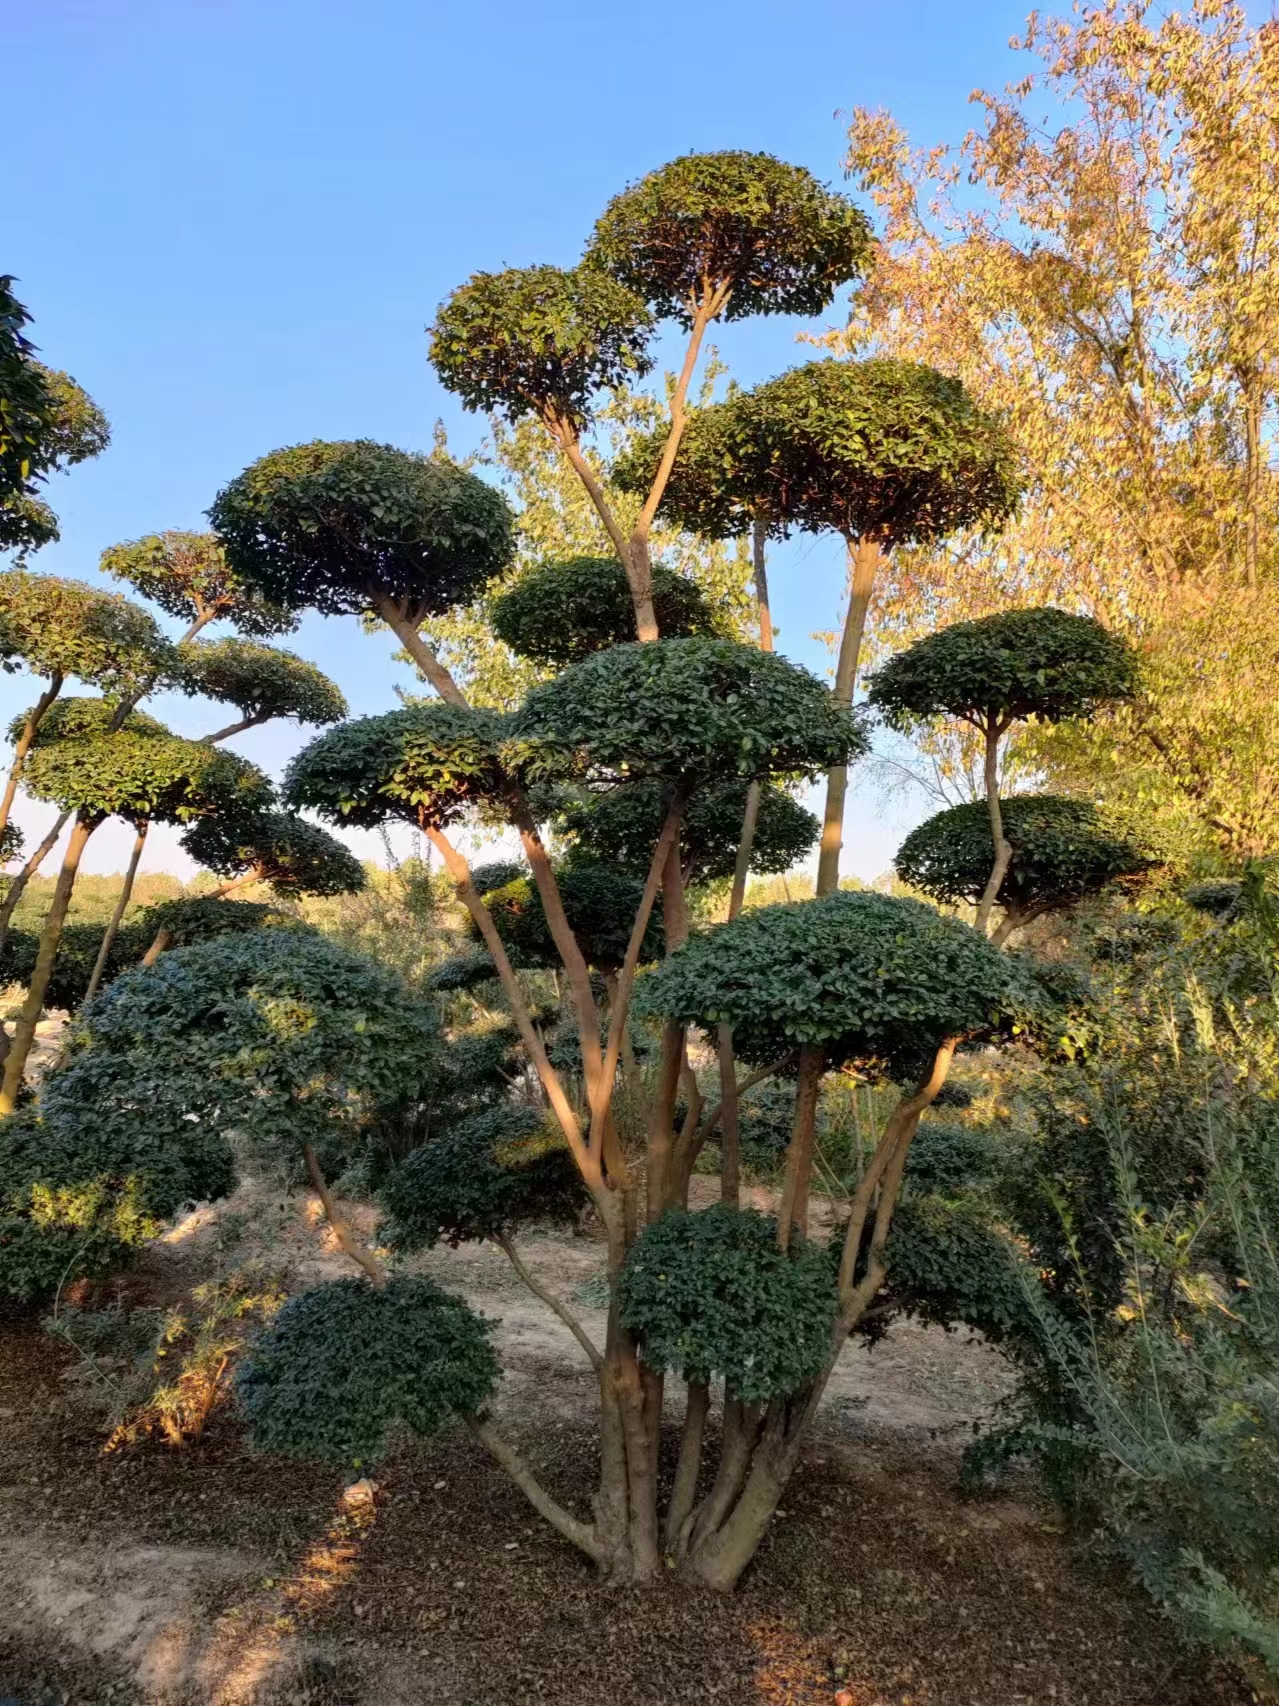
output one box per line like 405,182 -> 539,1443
0,1184 -> 1253,1706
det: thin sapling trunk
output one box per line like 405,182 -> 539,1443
816,535 -> 881,898
973,717 -> 1013,936
0,672 -> 63,846
84,820 -> 149,1004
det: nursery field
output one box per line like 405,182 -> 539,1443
0,1184 -> 1246,1706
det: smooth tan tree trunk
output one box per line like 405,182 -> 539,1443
83,820 -> 149,1005
0,814 -> 98,1115
0,808 -> 70,963
816,536 -> 882,898
0,673 -> 63,847
974,720 -> 1013,936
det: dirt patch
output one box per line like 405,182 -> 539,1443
0,1190 -> 1251,1706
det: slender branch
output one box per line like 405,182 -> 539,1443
717,1025 -> 741,1208
203,712 -> 266,744
140,927 -> 174,968
0,672 -> 63,844
371,591 -> 470,707
816,535 -> 882,897
84,820 -> 149,1004
495,1232 -> 602,1371
552,423 -> 634,569
974,717 -> 1013,936
690,1053 -> 797,1149
467,1413 -> 603,1562
665,1380 -> 709,1557
0,807 -> 70,960
303,1142 -> 387,1287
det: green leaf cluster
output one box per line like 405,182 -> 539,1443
895,795 -> 1150,916
0,571 -> 175,693
550,775 -> 819,886
515,637 -> 866,787
100,530 -> 296,637
868,608 -> 1138,731
876,1194 -> 1038,1350
588,153 -> 872,325
618,1204 -> 835,1401
177,637 -> 347,727
467,859 -> 662,972
490,555 -> 718,667
637,890 -> 1039,1077
1,919 -> 152,1012
22,697 -> 272,826
236,1275 -> 498,1464
181,811 -> 366,898
379,1104 -> 586,1251
430,264 -> 655,428
902,1121 -> 996,1196
138,896 -> 297,947
617,358 -> 1021,546
210,441 -> 515,620
284,703 -> 515,831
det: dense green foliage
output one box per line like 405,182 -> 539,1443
209,441 -> 515,619
467,860 -> 662,970
137,896 -> 296,948
181,811 -> 366,898
237,1275 -> 498,1464
587,153 -> 872,325
869,608 -> 1139,731
902,1121 -> 995,1196
430,264 -> 655,429
876,1194 -> 1036,1351
637,890 -> 1038,1075
0,920 -> 151,1012
0,571 -> 174,695
895,795 -> 1150,918
490,556 -> 718,666
379,1104 -> 585,1250
515,637 -> 865,787
616,358 -> 1021,545
550,775 -> 819,885
619,1205 -> 835,1401
100,530 -> 295,637
0,277 -> 109,552
177,638 -> 347,729
284,704 -> 513,831
21,697 -> 271,827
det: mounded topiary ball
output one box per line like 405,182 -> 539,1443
236,1275 -> 499,1464
490,556 -> 719,667
468,860 -> 662,971
618,1204 -> 835,1401
379,1105 -> 586,1250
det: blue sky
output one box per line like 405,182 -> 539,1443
4,0 -> 1103,878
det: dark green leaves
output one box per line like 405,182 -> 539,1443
637,890 -> 1038,1077
515,637 -> 866,787
209,441 -> 515,620
180,812 -> 366,898
178,638 -> 347,728
895,795 -> 1151,916
618,1205 -> 835,1400
467,860 -> 662,972
237,1276 -> 498,1464
379,1105 -> 586,1251
0,571 -> 175,694
284,704 -> 514,830
868,608 -> 1139,730
430,265 -> 654,429
101,530 -> 296,637
588,153 -> 872,325
490,556 -> 718,667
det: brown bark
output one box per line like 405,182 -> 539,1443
495,1231 -> 601,1370
0,814 -> 99,1115
0,672 -> 63,845
140,927 -> 175,967
0,807 -> 70,961
973,719 -> 1013,936
303,1141 -> 387,1287
717,1025 -> 741,1208
665,1380 -> 709,1556
370,592 -> 470,706
776,1043 -> 824,1250
202,712 -> 266,744
84,820 -> 149,1004
816,535 -> 882,898
468,1414 -> 604,1564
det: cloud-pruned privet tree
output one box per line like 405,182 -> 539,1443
489,555 -> 719,668
868,608 -> 1140,934
208,442 -> 515,703
622,359 -> 1023,895
430,153 -> 873,643
101,529 -> 297,643
0,276 -> 110,555
895,795 -> 1151,945
180,811 -> 367,902
0,699 -> 272,1114
0,570 -> 175,856
259,634 -> 863,1582
0,928 -> 434,1300
620,889 -> 1035,1587
177,637 -> 348,742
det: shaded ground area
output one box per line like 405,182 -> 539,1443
0,1191 -> 1252,1706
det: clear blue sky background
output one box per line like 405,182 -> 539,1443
3,0 -> 1118,878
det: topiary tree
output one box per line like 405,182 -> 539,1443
180,810 -> 366,903
431,153 -> 872,644
0,927 -> 435,1299
895,794 -> 1151,944
1,276 -> 110,554
100,529 -> 296,641
620,359 -> 1023,895
467,860 -> 663,973
869,608 -> 1139,932
0,570 -> 176,858
628,888 -> 1037,1587
489,555 -> 719,668
208,441 -> 515,702
549,774 -> 819,889
0,700 -> 272,1114
177,637 -> 347,741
